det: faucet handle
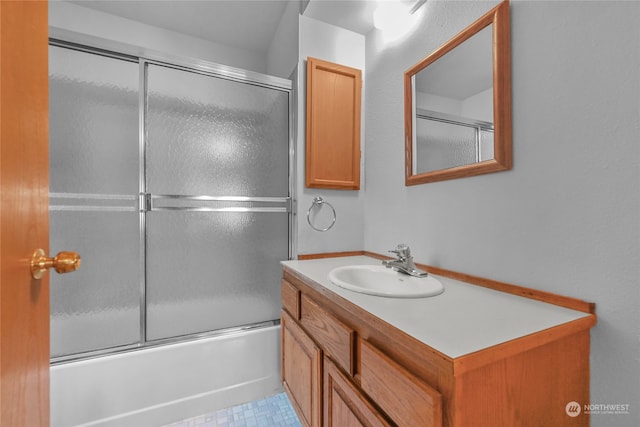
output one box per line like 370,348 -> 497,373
389,244 -> 411,258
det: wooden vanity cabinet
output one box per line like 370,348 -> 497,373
282,274 -> 443,427
281,266 -> 596,427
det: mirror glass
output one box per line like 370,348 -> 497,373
405,1 -> 511,185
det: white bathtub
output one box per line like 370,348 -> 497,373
50,325 -> 282,427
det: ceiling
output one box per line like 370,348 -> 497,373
304,0 -> 377,35
68,0 -> 379,53
67,1 -> 487,99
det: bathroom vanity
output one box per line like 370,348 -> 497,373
280,255 -> 596,427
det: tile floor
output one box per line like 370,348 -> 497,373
165,392 -> 302,427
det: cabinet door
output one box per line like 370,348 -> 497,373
282,311 -> 322,427
324,357 -> 391,427
306,57 -> 362,190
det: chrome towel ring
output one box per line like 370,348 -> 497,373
306,196 -> 336,232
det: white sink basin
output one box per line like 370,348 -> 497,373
328,265 -> 444,298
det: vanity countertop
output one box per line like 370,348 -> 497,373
282,255 -> 593,359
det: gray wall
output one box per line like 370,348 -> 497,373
364,1 -> 639,425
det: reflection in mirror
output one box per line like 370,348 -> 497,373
413,25 -> 493,174
405,0 -> 511,185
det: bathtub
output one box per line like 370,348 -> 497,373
50,325 -> 283,427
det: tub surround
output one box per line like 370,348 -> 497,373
281,255 -> 596,426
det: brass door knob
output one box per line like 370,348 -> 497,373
30,249 -> 81,279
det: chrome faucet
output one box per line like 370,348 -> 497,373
382,244 -> 429,278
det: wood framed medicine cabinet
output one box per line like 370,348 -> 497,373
405,0 -> 512,185
306,57 -> 362,190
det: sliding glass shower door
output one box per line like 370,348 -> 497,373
49,42 -> 292,361
144,64 -> 290,341
49,45 -> 142,358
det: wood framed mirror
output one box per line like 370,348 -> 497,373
404,0 -> 511,185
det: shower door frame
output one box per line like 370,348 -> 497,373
49,28 -> 297,364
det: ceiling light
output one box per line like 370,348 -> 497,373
373,1 -> 423,42
373,1 -> 410,31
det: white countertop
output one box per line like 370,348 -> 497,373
282,256 -> 592,359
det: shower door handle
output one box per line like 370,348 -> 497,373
30,249 -> 81,279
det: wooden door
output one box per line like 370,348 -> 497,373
0,1 -> 50,426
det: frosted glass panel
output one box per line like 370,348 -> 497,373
415,118 -> 477,173
480,129 -> 494,162
146,64 -> 289,197
146,211 -> 288,340
145,64 -> 290,341
49,46 -> 141,359
50,210 -> 140,357
49,45 -> 139,195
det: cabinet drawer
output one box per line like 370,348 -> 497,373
282,279 -> 300,319
300,294 -> 354,375
324,357 -> 391,427
360,339 -> 442,427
